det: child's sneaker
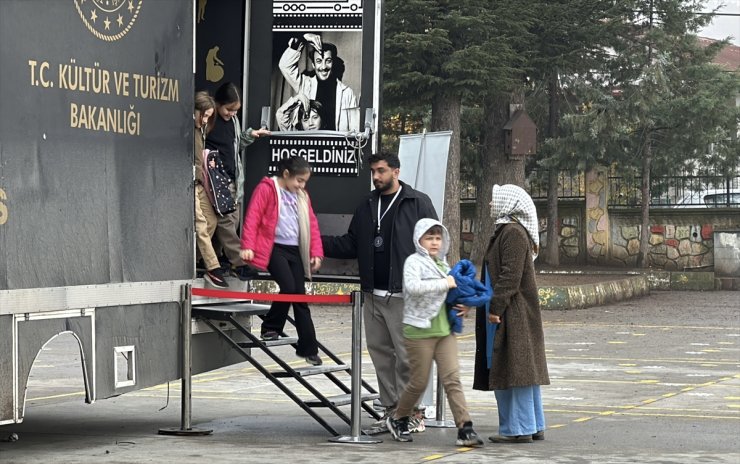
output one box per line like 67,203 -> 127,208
204,268 -> 229,288
456,421 -> 484,447
386,416 -> 412,442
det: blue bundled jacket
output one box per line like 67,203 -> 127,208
445,259 -> 493,333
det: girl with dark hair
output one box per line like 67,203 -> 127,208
239,156 -> 324,365
205,82 -> 270,279
194,91 -> 228,288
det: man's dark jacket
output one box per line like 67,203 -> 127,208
322,181 -> 437,293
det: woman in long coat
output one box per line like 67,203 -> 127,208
473,184 -> 549,443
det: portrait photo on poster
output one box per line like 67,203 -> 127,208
270,30 -> 362,133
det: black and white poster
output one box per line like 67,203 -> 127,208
269,0 -> 364,176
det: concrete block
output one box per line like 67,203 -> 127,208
670,272 -> 715,291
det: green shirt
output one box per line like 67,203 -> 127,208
403,304 -> 451,339
403,258 -> 451,339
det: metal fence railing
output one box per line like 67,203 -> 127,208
460,170 -> 739,208
608,174 -> 740,208
526,171 -> 585,200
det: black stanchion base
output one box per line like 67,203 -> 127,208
158,427 -> 213,436
329,435 -> 382,444
424,420 -> 456,428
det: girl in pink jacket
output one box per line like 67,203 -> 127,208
240,156 -> 324,365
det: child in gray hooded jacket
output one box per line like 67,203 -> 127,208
386,218 -> 484,447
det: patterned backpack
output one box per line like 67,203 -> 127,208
202,149 -> 236,216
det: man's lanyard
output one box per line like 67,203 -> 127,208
377,186 -> 402,234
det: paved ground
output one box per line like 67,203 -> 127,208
1,291 -> 738,463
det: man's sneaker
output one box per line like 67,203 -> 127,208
368,412 -> 390,433
204,268 -> 229,288
386,416 -> 412,442
261,331 -> 279,341
233,265 -> 259,281
408,413 -> 425,433
456,421 -> 484,447
305,354 -> 323,366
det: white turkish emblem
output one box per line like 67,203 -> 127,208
74,0 -> 143,42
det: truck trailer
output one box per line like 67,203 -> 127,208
0,0 -> 381,426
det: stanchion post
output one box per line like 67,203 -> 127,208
329,291 -> 381,444
424,370 -> 455,428
159,284 -> 212,436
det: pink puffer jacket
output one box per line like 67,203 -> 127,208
240,177 -> 323,277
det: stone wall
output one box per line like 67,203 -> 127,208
608,210 -> 740,269
535,202 -> 584,264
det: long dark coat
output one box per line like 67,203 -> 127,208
473,223 -> 550,391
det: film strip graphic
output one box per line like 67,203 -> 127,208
273,1 -> 363,30
269,135 -> 360,177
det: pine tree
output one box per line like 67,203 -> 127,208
560,0 -> 739,267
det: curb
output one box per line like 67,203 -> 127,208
244,270 -> 722,312
538,275 -> 650,310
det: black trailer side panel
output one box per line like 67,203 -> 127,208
0,0 -> 194,290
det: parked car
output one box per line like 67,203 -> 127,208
674,188 -> 740,208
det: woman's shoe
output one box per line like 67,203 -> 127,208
305,354 -> 323,366
488,434 -> 533,443
532,430 -> 545,441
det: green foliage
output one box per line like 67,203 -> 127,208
383,0 -> 533,108
558,0 -> 740,179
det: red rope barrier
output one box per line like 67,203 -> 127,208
192,287 -> 353,304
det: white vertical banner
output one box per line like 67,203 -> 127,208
398,131 -> 452,219
397,130 -> 452,414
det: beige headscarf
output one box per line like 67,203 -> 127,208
490,184 -> 540,259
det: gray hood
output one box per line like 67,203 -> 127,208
412,218 -> 450,263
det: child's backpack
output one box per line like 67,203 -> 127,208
202,149 -> 236,216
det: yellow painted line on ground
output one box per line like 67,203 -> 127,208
727,404 -> 740,409
129,393 -> 294,403
642,398 -> 658,404
608,341 -> 626,344
547,379 -> 662,385
545,322 -> 737,331
27,391 -> 86,401
549,424 -> 567,428
718,342 -> 735,345
619,363 -> 637,367
702,349 -> 722,353
573,417 -> 593,423
700,364 -> 718,367
422,454 -> 445,461
725,396 -> 740,400
547,355 -> 740,365
632,333 -> 646,336
625,370 -> 642,374
661,393 -> 678,398
550,404 -> 737,413
615,412 -> 740,420
599,411 -> 616,416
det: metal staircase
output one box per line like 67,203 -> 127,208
191,300 -> 381,436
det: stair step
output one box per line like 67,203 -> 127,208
192,302 -> 271,320
237,337 -> 298,348
305,393 -> 379,407
272,364 -> 349,378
